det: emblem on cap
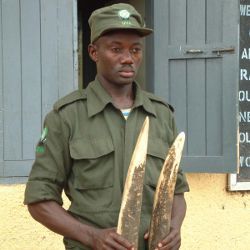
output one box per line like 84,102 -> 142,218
118,9 -> 131,25
118,9 -> 130,19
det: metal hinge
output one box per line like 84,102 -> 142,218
212,47 -> 235,56
186,49 -> 204,54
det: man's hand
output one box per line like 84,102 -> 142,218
144,226 -> 181,250
90,227 -> 134,250
144,194 -> 186,250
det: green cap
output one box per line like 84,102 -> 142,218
88,3 -> 153,43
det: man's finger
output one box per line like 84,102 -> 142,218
144,231 -> 149,239
112,232 -> 134,249
159,232 -> 181,250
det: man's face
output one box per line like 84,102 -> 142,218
89,30 -> 143,87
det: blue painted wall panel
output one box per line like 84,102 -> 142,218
2,0 -> 22,161
0,0 -> 76,177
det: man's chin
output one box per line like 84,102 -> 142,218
118,77 -> 134,85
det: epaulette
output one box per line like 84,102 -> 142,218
145,91 -> 174,112
53,89 -> 86,112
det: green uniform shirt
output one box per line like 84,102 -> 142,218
24,78 -> 189,249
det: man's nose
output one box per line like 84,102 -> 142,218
120,50 -> 133,64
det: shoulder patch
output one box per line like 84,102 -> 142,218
53,89 -> 86,112
145,91 -> 174,112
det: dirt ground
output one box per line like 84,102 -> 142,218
0,184 -> 68,250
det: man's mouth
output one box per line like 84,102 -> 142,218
119,68 -> 135,78
119,71 -> 134,78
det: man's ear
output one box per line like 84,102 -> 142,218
88,44 -> 98,62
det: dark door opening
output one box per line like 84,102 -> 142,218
77,0 -> 130,88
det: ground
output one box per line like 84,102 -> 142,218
0,184 -> 66,250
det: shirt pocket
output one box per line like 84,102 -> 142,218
145,137 -> 168,187
143,138 -> 168,208
69,137 -> 114,189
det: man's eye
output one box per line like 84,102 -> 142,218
131,48 -> 142,54
112,48 -> 122,53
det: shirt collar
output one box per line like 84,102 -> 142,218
86,78 -> 112,117
86,78 -> 157,118
133,81 -> 157,117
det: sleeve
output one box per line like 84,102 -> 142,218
174,168 -> 190,194
170,113 -> 190,194
24,110 -> 72,205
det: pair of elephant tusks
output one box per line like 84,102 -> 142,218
117,116 -> 185,250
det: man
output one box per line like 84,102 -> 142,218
24,3 -> 189,250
